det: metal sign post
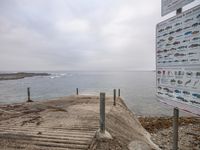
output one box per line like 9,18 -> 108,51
171,8 -> 182,150
173,107 -> 179,150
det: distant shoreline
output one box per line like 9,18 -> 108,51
0,72 -> 50,81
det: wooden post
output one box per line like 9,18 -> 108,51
173,107 -> 179,150
76,88 -> 78,95
100,93 -> 105,133
27,87 -> 33,102
113,89 -> 116,106
118,89 -> 120,97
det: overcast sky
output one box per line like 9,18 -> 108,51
0,0 -> 199,71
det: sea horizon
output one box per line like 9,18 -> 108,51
0,70 -> 192,117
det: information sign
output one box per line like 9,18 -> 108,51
156,5 -> 200,115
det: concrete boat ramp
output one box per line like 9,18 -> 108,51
0,95 -> 159,150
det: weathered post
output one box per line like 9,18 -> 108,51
27,87 -> 32,102
96,92 -> 112,139
173,107 -> 179,150
100,92 -> 105,133
118,89 -> 120,97
113,89 -> 116,106
76,88 -> 79,95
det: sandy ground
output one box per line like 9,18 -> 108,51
0,95 -> 158,150
139,117 -> 200,150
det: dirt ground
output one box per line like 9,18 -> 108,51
139,116 -> 200,150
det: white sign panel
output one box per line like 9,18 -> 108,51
156,5 -> 200,115
162,0 -> 194,16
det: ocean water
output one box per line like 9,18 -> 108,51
0,71 -> 191,116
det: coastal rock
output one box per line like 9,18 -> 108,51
0,72 -> 50,80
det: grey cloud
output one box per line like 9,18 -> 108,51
1,0 -> 199,71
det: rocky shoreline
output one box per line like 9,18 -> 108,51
0,72 -> 50,80
139,116 -> 200,149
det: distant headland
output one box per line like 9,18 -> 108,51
0,72 -> 50,81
